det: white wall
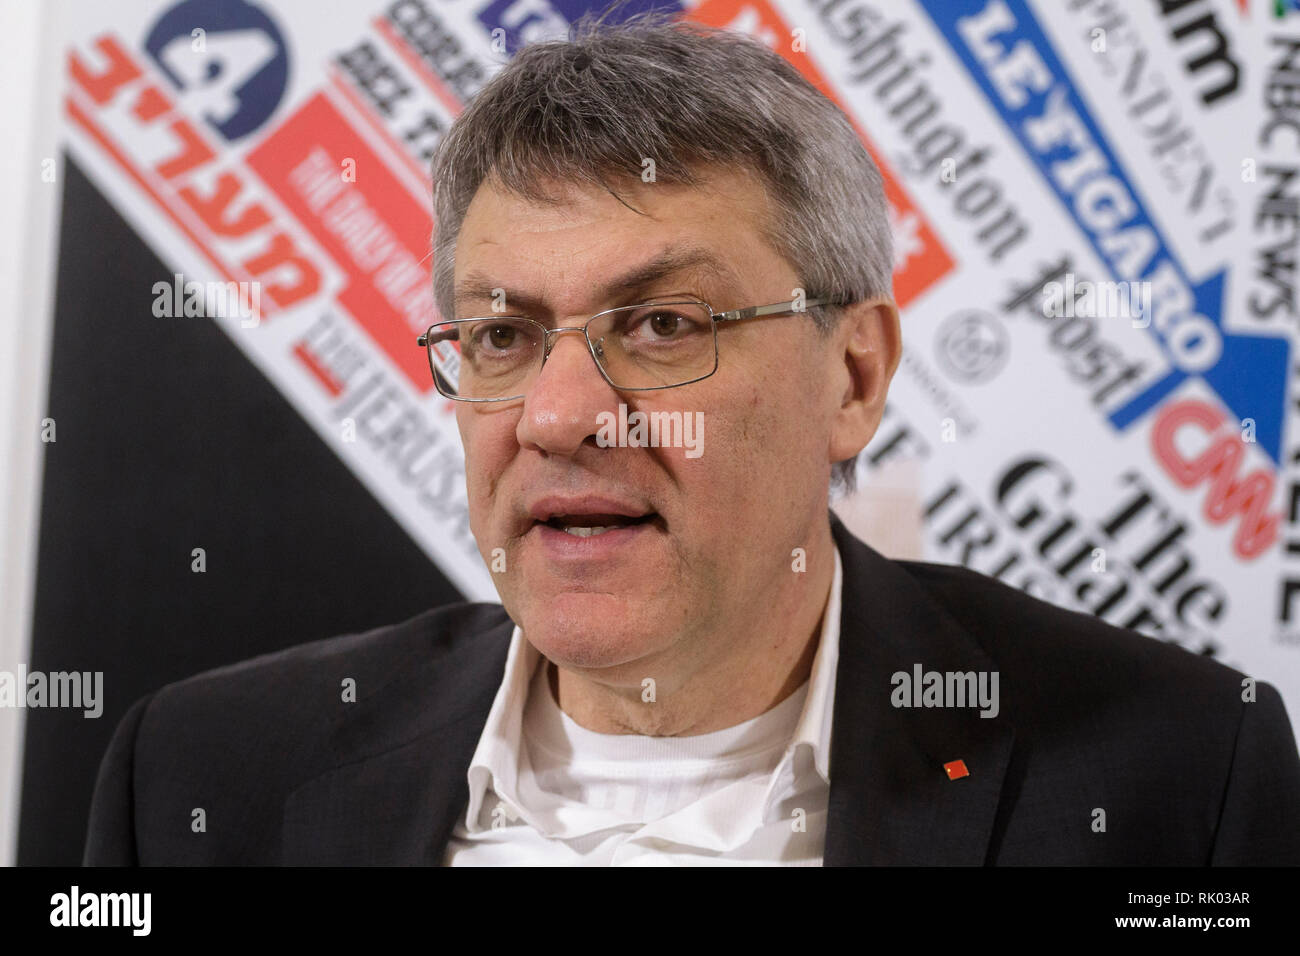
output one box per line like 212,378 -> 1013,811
0,0 -> 63,867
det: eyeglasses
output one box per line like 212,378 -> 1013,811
416,293 -> 840,402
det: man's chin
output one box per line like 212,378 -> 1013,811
515,595 -> 671,673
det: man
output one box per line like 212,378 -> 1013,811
85,11 -> 1300,866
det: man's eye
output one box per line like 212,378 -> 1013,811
630,310 -> 695,340
648,311 -> 681,337
481,325 -> 519,350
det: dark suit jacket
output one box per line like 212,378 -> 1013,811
84,517 -> 1300,865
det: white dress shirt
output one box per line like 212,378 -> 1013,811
443,544 -> 842,866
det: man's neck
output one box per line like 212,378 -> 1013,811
545,527 -> 837,736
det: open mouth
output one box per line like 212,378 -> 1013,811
540,513 -> 657,538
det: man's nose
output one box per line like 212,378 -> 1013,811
516,329 -> 616,457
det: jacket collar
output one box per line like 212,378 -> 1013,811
282,515 -> 1014,865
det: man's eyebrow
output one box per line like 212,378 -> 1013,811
453,246 -> 740,316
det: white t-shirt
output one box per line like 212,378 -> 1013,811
444,545 -> 842,865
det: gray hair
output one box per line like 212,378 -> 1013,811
430,7 -> 893,492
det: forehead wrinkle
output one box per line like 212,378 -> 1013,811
453,243 -> 745,318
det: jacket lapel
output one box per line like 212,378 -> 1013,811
824,516 -> 1016,865
281,610 -> 513,865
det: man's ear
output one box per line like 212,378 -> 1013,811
828,298 -> 902,466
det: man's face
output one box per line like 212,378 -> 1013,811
452,168 -> 845,685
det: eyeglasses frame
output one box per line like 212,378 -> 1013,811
416,293 -> 843,403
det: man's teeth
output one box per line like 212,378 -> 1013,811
544,514 -> 651,536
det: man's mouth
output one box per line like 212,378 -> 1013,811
523,497 -> 661,556
541,513 -> 657,537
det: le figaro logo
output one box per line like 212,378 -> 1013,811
925,0 -> 1292,466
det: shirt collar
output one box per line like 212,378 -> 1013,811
757,542 -> 841,822
460,541 -> 843,833
461,627 -> 541,832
